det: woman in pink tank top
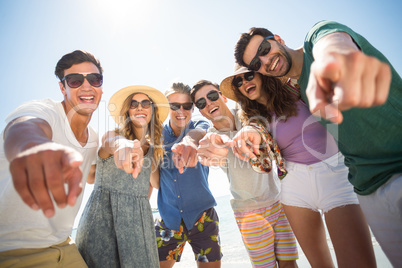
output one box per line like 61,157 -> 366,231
219,66 -> 376,268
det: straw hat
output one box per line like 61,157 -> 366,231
219,64 -> 250,102
108,85 -> 169,124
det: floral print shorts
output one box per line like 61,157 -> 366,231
154,207 -> 222,263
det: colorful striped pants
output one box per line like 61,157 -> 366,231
234,201 -> 298,267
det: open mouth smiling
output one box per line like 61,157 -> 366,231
245,85 -> 256,94
79,96 -> 95,102
209,107 -> 218,114
269,57 -> 280,72
134,114 -> 146,118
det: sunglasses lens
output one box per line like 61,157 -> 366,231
87,74 -> 103,87
66,74 -> 84,88
141,100 -> 152,108
169,103 -> 180,111
244,72 -> 254,81
207,91 -> 220,101
130,100 -> 139,109
195,98 -> 206,109
252,61 -> 261,72
169,103 -> 193,110
260,40 -> 272,57
182,103 -> 193,110
64,73 -> 103,88
232,77 -> 243,88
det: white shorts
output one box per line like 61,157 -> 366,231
280,152 -> 358,213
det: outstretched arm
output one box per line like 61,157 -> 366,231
197,133 -> 231,166
306,31 -> 391,123
230,126 -> 262,161
4,116 -> 83,218
172,128 -> 206,173
99,131 -> 144,179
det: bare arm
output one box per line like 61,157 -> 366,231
86,164 -> 96,184
197,133 -> 230,167
307,31 -> 391,123
4,116 -> 83,218
149,162 -> 160,189
98,130 -> 122,159
98,131 -> 144,178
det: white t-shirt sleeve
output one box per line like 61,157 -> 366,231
5,99 -> 59,128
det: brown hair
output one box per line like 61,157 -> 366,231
55,50 -> 103,81
233,73 -> 299,124
116,93 -> 164,164
235,27 -> 275,67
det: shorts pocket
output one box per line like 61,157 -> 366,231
326,161 -> 348,174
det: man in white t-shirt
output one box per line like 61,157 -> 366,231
0,50 -> 103,267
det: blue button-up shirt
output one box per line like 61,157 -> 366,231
157,120 -> 216,231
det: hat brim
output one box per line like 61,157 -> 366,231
108,85 -> 169,125
219,66 -> 251,102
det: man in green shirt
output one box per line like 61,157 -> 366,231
234,20 -> 402,266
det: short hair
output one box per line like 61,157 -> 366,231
235,27 -> 274,67
164,82 -> 191,98
190,80 -> 220,102
55,50 -> 103,81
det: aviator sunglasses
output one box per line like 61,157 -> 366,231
232,72 -> 255,88
61,73 -> 103,88
248,35 -> 275,72
130,99 -> 153,109
169,102 -> 193,111
195,90 -> 221,110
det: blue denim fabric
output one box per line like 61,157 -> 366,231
157,120 -> 217,231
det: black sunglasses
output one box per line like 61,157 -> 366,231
195,90 -> 221,110
232,72 -> 255,88
248,35 -> 275,72
130,99 -> 153,109
61,73 -> 103,88
169,102 -> 193,111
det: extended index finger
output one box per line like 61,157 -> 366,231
9,159 -> 39,211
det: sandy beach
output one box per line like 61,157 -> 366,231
163,195 -> 393,268
73,178 -> 393,268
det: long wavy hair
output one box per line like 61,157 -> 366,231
115,93 -> 164,165
233,73 -> 299,124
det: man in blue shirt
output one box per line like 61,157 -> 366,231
154,82 -> 222,267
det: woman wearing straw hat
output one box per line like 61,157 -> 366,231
219,67 -> 376,268
75,85 -> 169,268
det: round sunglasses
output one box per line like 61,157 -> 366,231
248,35 -> 275,72
232,72 -> 255,88
61,73 -> 103,88
195,90 -> 221,110
130,99 -> 153,109
169,102 -> 193,111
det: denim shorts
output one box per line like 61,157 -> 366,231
281,152 -> 358,213
155,207 -> 222,263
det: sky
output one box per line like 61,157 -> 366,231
1,0 -> 401,201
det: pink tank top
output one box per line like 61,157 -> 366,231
268,100 -> 338,165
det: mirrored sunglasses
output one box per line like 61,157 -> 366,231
248,35 -> 275,72
169,102 -> 193,111
130,99 -> 153,109
232,72 -> 255,88
195,90 -> 221,110
61,73 -> 103,88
